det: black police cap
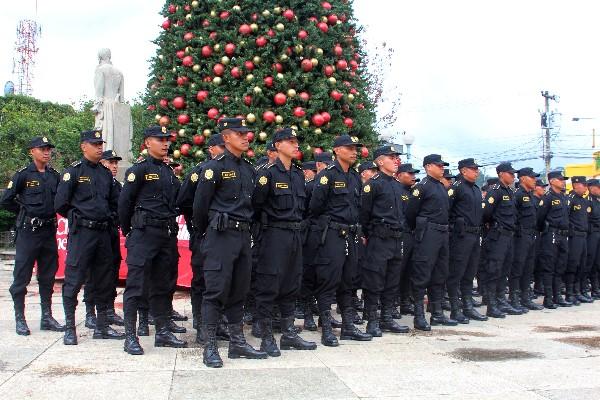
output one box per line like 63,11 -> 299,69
373,144 -> 403,159
457,158 -> 481,169
422,154 -> 449,167
101,150 -> 122,161
496,162 -> 517,174
315,152 -> 333,164
398,163 -> 420,174
358,160 -> 378,173
535,179 -> 548,187
548,170 -> 568,181
443,169 -> 455,179
486,177 -> 500,185
80,129 -> 105,143
571,176 -> 587,184
587,178 -> 600,187
302,161 -> 317,171
207,133 -> 224,147
517,167 -> 540,178
144,125 -> 171,138
28,136 -> 55,149
273,127 -> 298,143
266,142 -> 276,152
333,134 -> 362,148
217,117 -> 250,133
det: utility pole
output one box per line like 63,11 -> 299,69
540,91 -> 559,178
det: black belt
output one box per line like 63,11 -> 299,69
370,224 -> 404,238
549,227 -> 569,236
570,230 -> 587,237
265,221 -> 306,231
591,227 -> 600,233
518,227 -> 537,235
464,225 -> 482,234
145,217 -> 176,229
23,216 -> 56,230
224,219 -> 250,232
494,226 -> 515,237
77,218 -> 109,230
428,222 -> 449,232
329,222 -> 360,234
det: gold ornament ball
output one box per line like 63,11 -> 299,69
351,136 -> 359,143
250,23 -> 258,32
213,44 -> 221,52
213,76 -> 222,85
178,129 -> 186,137
291,125 -> 298,131
253,56 -> 261,64
347,93 -> 355,101
328,77 -> 337,85
185,13 -> 192,20
276,23 -> 285,31
245,74 -> 254,82
320,16 -> 328,23
221,56 -> 230,65
259,131 -> 268,141
316,48 -> 324,56
239,40 -> 246,47
275,115 -> 283,123
279,54 -> 288,62
232,5 -> 241,12
203,129 -> 212,137
210,10 -> 217,17
262,9 -> 270,17
302,120 -> 310,127
314,128 -> 322,134
253,86 -> 263,94
246,113 -> 256,123
190,83 -> 196,89
172,67 -> 177,73
287,89 -> 297,97
195,150 -> 204,158
295,44 -> 303,54
192,64 -> 200,72
173,149 -> 181,158
155,114 -> 162,121
273,6 -> 282,14
311,58 -> 319,66
276,73 -> 284,80
336,20 -> 342,25
158,54 -> 164,61
185,46 -> 191,54
192,0 -> 199,7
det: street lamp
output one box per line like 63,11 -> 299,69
572,117 -> 597,148
402,131 -> 415,161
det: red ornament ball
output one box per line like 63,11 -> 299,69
230,67 -> 241,79
324,65 -> 334,76
330,90 -> 343,101
264,76 -> 274,87
263,111 -> 276,123
196,90 -> 208,102
293,107 -> 306,117
244,95 -> 252,106
167,4 -> 176,14
225,43 -> 236,56
183,32 -> 194,41
313,147 -> 323,155
336,59 -> 348,70
161,19 -> 171,30
244,61 -> 255,71
182,56 -> 194,67
246,149 -> 255,158
256,36 -> 268,47
312,114 -> 325,127
317,22 -> 329,33
176,50 -> 185,59
334,45 -> 343,57
299,92 -> 310,102
220,11 -> 230,19
201,45 -> 213,57
207,108 -> 220,120
172,96 -> 185,109
246,132 -> 255,142
159,98 -> 168,108
361,146 -> 369,158
193,135 -> 205,145
180,143 -> 191,156
322,1 -> 332,10
213,63 -> 225,76
298,30 -> 308,40
274,93 -> 287,106
239,24 -> 251,35
328,14 -> 338,25
283,9 -> 295,21
301,59 -> 313,72
344,117 -> 354,128
159,116 -> 170,127
177,114 -> 190,125
321,112 -> 331,123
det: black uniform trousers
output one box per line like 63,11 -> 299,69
123,226 -> 175,320
311,228 -> 359,313
190,233 -> 206,317
168,239 -> 180,306
83,226 -> 121,307
398,232 -> 414,300
510,231 -> 536,293
62,226 -> 113,312
411,225 -> 449,301
301,226 -> 319,303
538,231 -> 569,295
587,231 -> 600,289
200,228 -> 252,325
567,233 -> 587,292
255,227 -> 303,319
10,224 -> 59,304
447,231 -> 480,299
361,235 -> 404,308
480,228 -> 514,295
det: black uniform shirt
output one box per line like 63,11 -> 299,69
252,158 -> 306,223
193,149 -> 255,234
118,155 -> 179,234
448,176 -> 483,227
406,176 -> 449,229
514,186 -> 537,229
304,178 -> 315,219
360,172 -> 405,230
589,194 -> 600,231
309,160 -> 361,225
55,157 -> 118,221
483,183 -> 516,231
1,162 -> 59,218
568,192 -> 590,233
537,189 -> 569,231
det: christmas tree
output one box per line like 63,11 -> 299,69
145,0 -> 378,169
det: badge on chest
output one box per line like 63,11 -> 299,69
222,171 -> 237,179
145,173 -> 160,181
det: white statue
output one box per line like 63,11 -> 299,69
92,48 -> 133,163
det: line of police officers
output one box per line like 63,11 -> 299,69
3,118 -> 600,369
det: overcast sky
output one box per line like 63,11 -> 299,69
1,0 -> 598,175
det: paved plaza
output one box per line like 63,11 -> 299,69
1,259 -> 600,400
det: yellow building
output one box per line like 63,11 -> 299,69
564,152 -> 600,179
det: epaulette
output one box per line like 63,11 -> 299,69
371,173 -> 380,180
242,157 -> 253,165
326,164 -> 336,170
17,166 -> 27,173
214,153 -> 225,161
490,184 -> 501,190
306,177 -> 314,183
266,162 -> 276,169
134,158 -> 146,164
70,160 -> 82,168
452,179 -> 462,187
293,162 -> 303,170
99,163 -> 110,171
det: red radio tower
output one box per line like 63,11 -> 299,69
13,19 -> 41,96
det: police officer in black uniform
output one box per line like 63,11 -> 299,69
510,168 -> 544,312
406,154 -> 456,330
309,134 -> 372,346
481,162 -> 523,318
360,145 -> 410,337
532,178 -> 548,296
176,133 -> 225,335
586,179 -> 600,299
82,150 -> 125,330
55,130 -> 124,345
302,161 -> 317,182
252,127 -> 317,356
119,126 -> 187,355
446,158 -> 488,323
537,170 -> 571,308
2,136 -> 64,335
396,163 -> 420,316
566,176 -> 591,305
193,118 -> 267,368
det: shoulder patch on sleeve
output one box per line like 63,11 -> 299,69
448,188 -> 454,196
63,172 -> 71,181
7,180 -> 13,189
412,188 -> 420,197
190,172 -> 199,183
258,175 -> 268,185
320,175 -> 329,185
127,172 -> 136,182
204,169 -> 214,180
363,184 -> 371,193
488,196 -> 495,204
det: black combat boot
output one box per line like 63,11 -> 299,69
251,319 -> 263,339
203,324 -> 223,368
63,301 -> 78,345
84,302 -> 96,329
509,291 -> 529,314
485,285 -> 506,318
352,292 -> 364,311
170,308 -> 188,321
107,306 -> 124,326
380,306 -> 409,333
303,302 -> 317,331
565,280 -> 580,306
228,322 -> 268,359
413,299 -> 431,331
520,288 -> 544,311
93,309 -> 125,339
319,311 -> 339,347
155,317 -> 187,348
400,297 -> 415,315
365,305 -> 382,337
259,319 -> 281,357
496,292 -> 523,315
280,316 -> 317,350
123,313 -> 144,355
319,313 -> 342,328
14,300 -> 30,336
216,315 -> 230,341
40,299 -> 65,332
137,309 -> 150,336
340,309 -> 372,341
295,299 -> 305,319
449,297 -> 469,324
167,319 -> 187,333
430,301 -> 458,326
462,295 -> 488,321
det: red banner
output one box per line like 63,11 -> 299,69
55,215 -> 193,288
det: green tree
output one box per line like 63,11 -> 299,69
145,0 -> 378,170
